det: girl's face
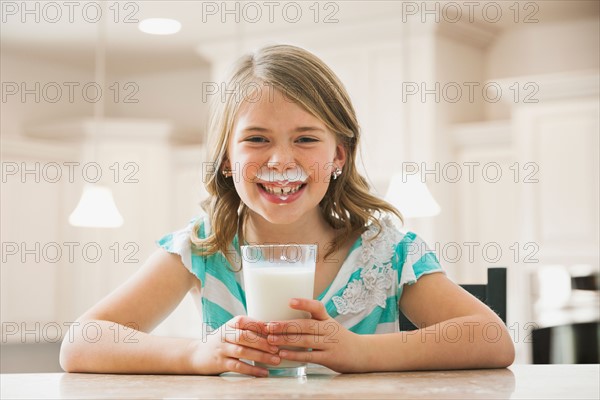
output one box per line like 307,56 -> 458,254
226,87 -> 346,225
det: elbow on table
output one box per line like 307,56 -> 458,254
58,340 -> 77,372
491,334 -> 516,368
59,337 -> 85,373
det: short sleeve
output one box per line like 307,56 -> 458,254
156,216 -> 208,285
394,232 -> 445,299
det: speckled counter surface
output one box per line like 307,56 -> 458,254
2,364 -> 598,399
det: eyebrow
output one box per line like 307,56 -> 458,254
242,126 -> 325,133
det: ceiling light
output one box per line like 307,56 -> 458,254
139,18 -> 182,35
69,2 -> 123,229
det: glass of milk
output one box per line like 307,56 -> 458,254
242,244 -> 317,377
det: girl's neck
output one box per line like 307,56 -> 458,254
243,209 -> 335,246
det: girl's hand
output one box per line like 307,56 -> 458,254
188,316 -> 281,377
266,298 -> 369,373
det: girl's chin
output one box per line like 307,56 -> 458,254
253,210 -> 304,225
246,203 -> 317,226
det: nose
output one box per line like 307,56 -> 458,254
266,144 -> 296,172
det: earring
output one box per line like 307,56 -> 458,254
332,167 -> 342,180
222,168 -> 233,178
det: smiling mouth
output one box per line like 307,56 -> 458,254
258,182 -> 306,196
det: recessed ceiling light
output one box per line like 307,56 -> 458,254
139,18 -> 182,35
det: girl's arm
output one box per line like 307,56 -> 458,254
60,248 -> 279,376
59,249 -> 200,374
364,272 -> 515,371
267,273 -> 514,372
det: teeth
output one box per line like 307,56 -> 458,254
260,183 -> 302,196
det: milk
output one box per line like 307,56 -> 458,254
244,264 -> 315,321
243,260 -> 315,370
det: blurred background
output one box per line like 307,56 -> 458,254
1,0 -> 598,372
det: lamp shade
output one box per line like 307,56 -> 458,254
69,184 -> 124,228
384,173 -> 441,218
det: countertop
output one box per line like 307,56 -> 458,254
2,364 -> 599,399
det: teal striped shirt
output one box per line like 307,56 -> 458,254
157,214 -> 444,334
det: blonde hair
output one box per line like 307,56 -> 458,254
193,44 -> 402,265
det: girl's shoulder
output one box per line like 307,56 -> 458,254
156,214 -> 217,279
327,214 -> 444,317
359,214 -> 442,272
361,214 -> 414,251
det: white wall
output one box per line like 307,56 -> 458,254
487,18 -> 599,79
484,17 -> 600,121
0,52 -> 92,137
107,68 -> 211,143
0,50 -> 212,143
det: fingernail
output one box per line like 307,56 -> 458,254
290,299 -> 299,306
279,350 -> 288,357
266,322 -> 278,332
260,370 -> 269,377
271,356 -> 280,364
270,346 -> 279,353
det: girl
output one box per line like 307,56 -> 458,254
59,44 -> 515,377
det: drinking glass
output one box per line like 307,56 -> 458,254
242,244 -> 317,377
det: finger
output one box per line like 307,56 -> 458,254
229,329 -> 280,354
267,332 -> 328,349
278,348 -> 322,364
226,316 -> 269,336
289,298 -> 330,321
224,343 -> 282,370
223,357 -> 269,378
266,319 -> 319,335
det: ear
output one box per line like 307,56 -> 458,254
222,157 -> 231,170
333,142 -> 347,170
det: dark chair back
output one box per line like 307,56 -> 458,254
399,267 -> 507,331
